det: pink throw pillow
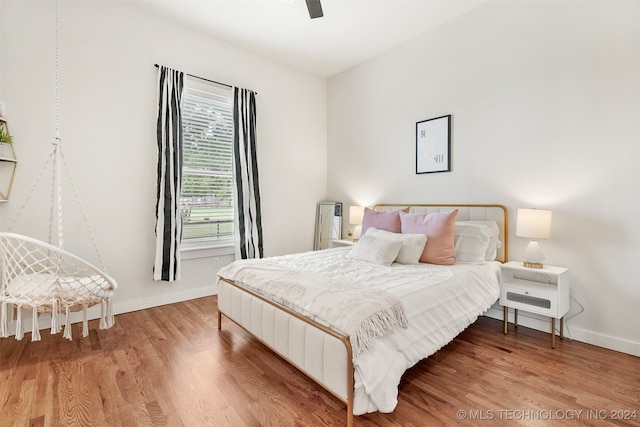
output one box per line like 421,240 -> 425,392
399,209 -> 459,265
361,207 -> 410,236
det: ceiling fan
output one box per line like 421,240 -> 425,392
305,0 -> 324,19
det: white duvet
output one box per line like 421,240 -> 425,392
218,247 -> 501,415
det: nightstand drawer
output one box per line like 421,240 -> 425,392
500,286 -> 558,317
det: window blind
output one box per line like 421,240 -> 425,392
180,79 -> 234,246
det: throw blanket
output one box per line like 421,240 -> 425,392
217,251 -> 409,360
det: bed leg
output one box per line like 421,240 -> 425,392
217,310 -> 222,330
346,355 -> 354,427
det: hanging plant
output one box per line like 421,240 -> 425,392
0,126 -> 12,144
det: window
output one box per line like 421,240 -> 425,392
180,77 -> 234,249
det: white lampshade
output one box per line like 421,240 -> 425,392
516,208 -> 552,239
349,206 -> 365,241
349,206 -> 364,225
516,208 -> 552,268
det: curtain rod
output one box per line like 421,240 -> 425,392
154,64 -> 257,94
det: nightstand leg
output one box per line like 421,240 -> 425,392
560,317 -> 564,340
551,317 -> 556,349
503,306 -> 508,334
514,309 -> 518,327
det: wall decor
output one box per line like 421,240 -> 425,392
416,115 -> 451,174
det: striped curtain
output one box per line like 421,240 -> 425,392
153,66 -> 184,281
233,88 -> 264,259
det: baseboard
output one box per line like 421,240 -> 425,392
484,306 -> 640,357
113,286 -> 217,315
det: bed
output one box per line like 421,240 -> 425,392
217,203 -> 508,426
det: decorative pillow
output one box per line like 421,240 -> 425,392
364,227 -> 428,265
399,209 -> 458,265
361,207 -> 410,236
346,235 -> 402,266
465,220 -> 501,261
454,223 -> 494,263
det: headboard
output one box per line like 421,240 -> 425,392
373,203 -> 509,263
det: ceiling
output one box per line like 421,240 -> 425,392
136,0 -> 487,78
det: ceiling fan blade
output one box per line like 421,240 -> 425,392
305,0 -> 323,19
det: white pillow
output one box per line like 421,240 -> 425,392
465,220 -> 502,261
346,235 -> 402,266
365,227 -> 427,265
454,223 -> 494,263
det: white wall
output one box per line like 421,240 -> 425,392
0,1 -> 326,321
328,1 -> 640,355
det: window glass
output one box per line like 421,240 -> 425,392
181,77 -> 234,248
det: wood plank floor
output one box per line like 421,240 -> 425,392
1,296 -> 638,426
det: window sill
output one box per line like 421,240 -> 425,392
181,242 -> 235,260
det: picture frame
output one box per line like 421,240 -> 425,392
416,115 -> 451,174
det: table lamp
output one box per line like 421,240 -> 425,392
349,206 -> 364,241
516,208 -> 552,269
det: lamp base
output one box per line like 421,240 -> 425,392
352,225 -> 362,242
523,261 -> 544,269
522,240 -> 545,269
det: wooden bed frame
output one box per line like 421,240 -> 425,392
217,204 -> 508,426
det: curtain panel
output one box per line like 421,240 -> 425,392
233,88 -> 264,259
153,66 -> 184,281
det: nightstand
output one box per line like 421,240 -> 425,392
332,239 -> 356,247
500,261 -> 570,348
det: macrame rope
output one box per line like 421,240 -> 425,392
107,298 -> 114,327
51,299 -> 59,334
48,148 -> 56,246
60,153 -> 107,272
31,308 -> 41,341
15,306 -> 23,340
82,304 -> 88,337
100,299 -> 106,329
54,0 -> 60,141
0,302 -> 7,338
54,143 -> 63,249
63,305 -> 72,340
44,0 -> 64,251
7,151 -> 55,233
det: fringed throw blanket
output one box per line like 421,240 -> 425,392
217,249 -> 409,360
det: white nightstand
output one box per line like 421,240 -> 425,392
332,239 -> 356,247
500,261 -> 570,348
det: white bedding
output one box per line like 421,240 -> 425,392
217,247 -> 501,415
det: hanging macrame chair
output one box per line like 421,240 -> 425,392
0,1 -> 116,342
0,139 -> 117,341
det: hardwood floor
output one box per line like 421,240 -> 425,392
1,296 -> 638,426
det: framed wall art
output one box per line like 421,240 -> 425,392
416,115 -> 451,174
